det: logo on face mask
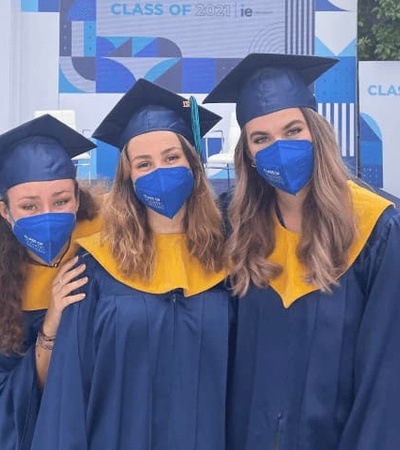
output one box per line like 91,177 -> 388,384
11,212 -> 76,265
133,166 -> 194,219
255,140 -> 314,195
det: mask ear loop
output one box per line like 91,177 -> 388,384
189,96 -> 205,163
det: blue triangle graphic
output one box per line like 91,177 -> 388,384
339,39 -> 357,57
145,58 -> 180,81
133,38 -> 157,56
315,38 -> 335,57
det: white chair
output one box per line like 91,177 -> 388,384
205,111 -> 240,185
34,109 -> 77,130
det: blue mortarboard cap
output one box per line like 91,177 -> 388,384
0,114 -> 96,194
204,53 -> 338,128
92,79 -> 222,150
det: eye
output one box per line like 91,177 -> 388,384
164,148 -> 186,164
54,197 -> 72,207
251,135 -> 270,145
21,204 -> 37,211
166,153 -> 180,162
287,127 -> 303,137
137,161 -> 152,170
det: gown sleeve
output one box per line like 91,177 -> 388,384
338,207 -> 400,449
0,311 -> 44,450
30,253 -> 98,450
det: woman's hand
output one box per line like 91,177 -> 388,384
41,256 -> 88,337
35,256 -> 88,387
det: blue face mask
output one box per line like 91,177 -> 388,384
11,212 -> 76,265
134,166 -> 194,219
255,140 -> 314,195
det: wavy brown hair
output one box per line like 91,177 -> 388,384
227,107 -> 358,297
101,134 -> 225,279
0,181 -> 100,354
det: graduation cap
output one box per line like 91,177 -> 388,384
203,53 -> 339,128
0,114 -> 96,194
92,78 -> 222,153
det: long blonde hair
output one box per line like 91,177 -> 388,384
102,134 -> 225,279
227,107 -> 357,297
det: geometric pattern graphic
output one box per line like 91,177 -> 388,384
55,0 -> 356,109
314,0 -> 358,174
20,0 -> 358,184
57,0 -> 322,94
314,54 -> 357,172
359,61 -> 400,197
59,56 -> 95,92
97,36 -> 182,58
318,102 -> 357,173
359,113 -> 383,188
21,0 -> 60,12
285,0 -> 315,54
55,0 -> 357,181
315,0 -> 346,11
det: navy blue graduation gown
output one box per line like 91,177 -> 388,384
0,218 -> 102,450
227,206 -> 400,449
31,250 -> 232,450
0,310 -> 44,450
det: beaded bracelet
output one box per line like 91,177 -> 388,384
36,329 -> 56,351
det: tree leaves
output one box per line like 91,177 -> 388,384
358,0 -> 400,60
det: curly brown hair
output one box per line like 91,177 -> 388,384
0,181 -> 100,354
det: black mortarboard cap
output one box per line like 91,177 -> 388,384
0,114 -> 96,194
204,53 -> 339,128
92,78 -> 222,150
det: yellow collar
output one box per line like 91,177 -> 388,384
22,214 -> 104,311
269,181 -> 392,308
76,233 -> 227,297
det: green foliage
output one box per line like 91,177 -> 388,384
358,0 -> 400,60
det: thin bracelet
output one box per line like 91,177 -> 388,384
36,329 -> 56,351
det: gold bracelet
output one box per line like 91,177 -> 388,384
36,329 -> 56,351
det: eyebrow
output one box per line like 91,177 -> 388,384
131,146 -> 183,161
50,190 -> 73,197
17,190 -> 72,201
249,119 -> 306,139
17,196 -> 40,201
